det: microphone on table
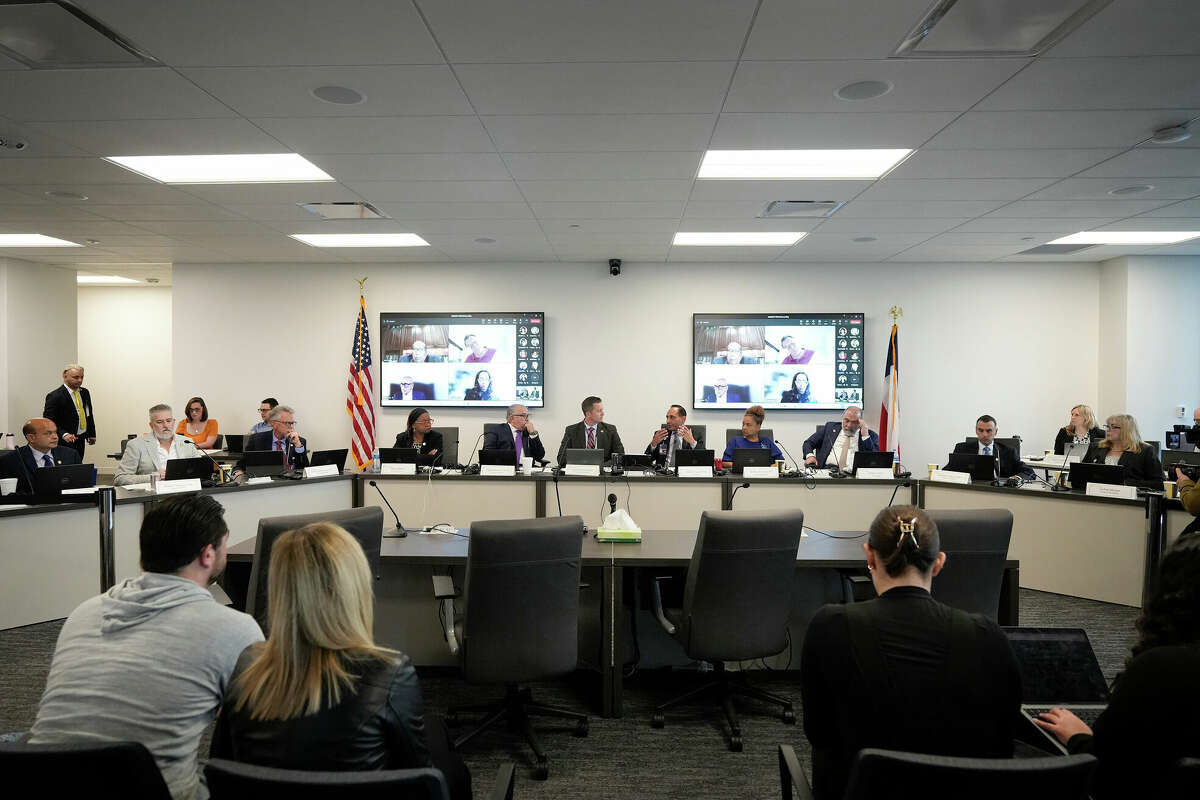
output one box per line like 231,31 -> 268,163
369,480 -> 409,538
460,431 -> 486,474
775,439 -> 801,476
185,436 -> 230,484
608,492 -> 618,515
730,481 -> 750,507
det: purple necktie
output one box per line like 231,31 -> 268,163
514,430 -> 523,464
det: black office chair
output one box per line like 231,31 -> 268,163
963,436 -> 1022,457
247,506 -> 384,631
725,427 -> 774,443
924,509 -> 1013,619
651,509 -> 804,751
432,426 -> 458,465
206,758 -> 516,800
0,740 -> 172,798
447,516 -> 587,780
778,744 -> 1096,800
211,433 -> 224,450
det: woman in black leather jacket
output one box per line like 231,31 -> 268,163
212,522 -> 470,799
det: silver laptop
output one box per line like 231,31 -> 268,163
565,448 -> 604,466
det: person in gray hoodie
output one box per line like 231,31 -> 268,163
29,493 -> 263,800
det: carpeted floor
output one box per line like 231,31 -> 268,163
0,588 -> 1139,798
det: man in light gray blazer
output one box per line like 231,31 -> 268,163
115,403 -> 204,486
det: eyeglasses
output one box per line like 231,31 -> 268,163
400,381 -> 414,386
276,420 -> 297,427
510,413 -> 529,418
188,407 -> 202,412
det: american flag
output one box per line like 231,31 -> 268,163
346,293 -> 376,470
879,323 -> 899,457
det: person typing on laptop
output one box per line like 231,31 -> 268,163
1081,413 -> 1161,487
0,417 -> 82,495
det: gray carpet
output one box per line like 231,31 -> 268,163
0,589 -> 1139,798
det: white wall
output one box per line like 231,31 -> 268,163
167,260 -> 1102,473
77,286 -> 173,454
2,257 -> 77,437
1096,258 -> 1129,417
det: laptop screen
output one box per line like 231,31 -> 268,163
1003,627 -> 1109,704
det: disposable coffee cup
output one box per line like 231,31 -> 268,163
0,477 -> 17,495
521,456 -> 534,472
926,463 -> 938,478
1164,480 -> 1177,499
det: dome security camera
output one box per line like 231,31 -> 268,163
608,258 -> 622,276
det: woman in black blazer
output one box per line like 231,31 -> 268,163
463,370 -> 493,401
393,407 -> 443,464
1053,404 -> 1104,454
780,371 -> 812,403
1082,413 -> 1161,485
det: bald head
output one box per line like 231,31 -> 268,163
22,417 -> 59,452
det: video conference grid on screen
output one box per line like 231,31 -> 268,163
693,313 -> 864,410
379,312 -> 544,408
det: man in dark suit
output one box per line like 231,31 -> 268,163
557,395 -> 624,466
0,417 -> 82,495
43,364 -> 95,459
397,340 -> 445,362
235,405 -> 309,474
701,378 -> 750,404
388,377 -> 434,401
482,403 -> 547,465
803,406 -> 880,470
645,404 -> 703,468
712,342 -> 759,365
948,414 -> 1035,480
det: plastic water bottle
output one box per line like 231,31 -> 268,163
371,449 -> 381,473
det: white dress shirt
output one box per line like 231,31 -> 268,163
825,427 -> 864,467
29,446 -> 53,467
153,439 -> 182,473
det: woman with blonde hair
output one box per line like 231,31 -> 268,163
1083,413 -> 1162,485
212,522 -> 469,798
1053,404 -> 1103,455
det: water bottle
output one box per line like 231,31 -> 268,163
371,448 -> 381,474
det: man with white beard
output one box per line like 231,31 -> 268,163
115,403 -> 203,486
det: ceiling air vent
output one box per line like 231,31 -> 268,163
759,200 -> 845,219
298,201 -> 390,220
1017,243 -> 1097,256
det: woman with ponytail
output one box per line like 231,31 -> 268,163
799,506 -> 1022,800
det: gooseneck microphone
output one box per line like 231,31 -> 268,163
775,439 -> 801,476
729,481 -> 750,507
369,480 -> 409,538
608,492 -> 618,514
460,431 -> 487,473
185,436 -> 231,484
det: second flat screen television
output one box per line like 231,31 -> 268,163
379,312 -> 544,408
694,313 -> 864,411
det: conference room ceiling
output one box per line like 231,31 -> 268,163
1,0 -> 1199,273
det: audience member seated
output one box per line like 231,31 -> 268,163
115,404 -> 204,486
211,522 -> 470,800
176,396 -> 218,449
249,398 -> 278,436
1054,404 -> 1104,455
393,407 -> 443,465
800,506 -> 1021,800
0,417 -> 81,495
1034,535 -> 1200,799
1176,468 -> 1200,538
1082,413 -> 1161,486
723,405 -> 782,468
28,494 -> 263,800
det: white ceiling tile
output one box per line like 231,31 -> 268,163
85,204 -> 244,221
26,118 -> 288,157
483,115 -> 716,152
372,202 -> 535,220
887,244 -> 1024,261
539,219 -> 681,234
124,220 -> 285,237
334,250 -> 452,263
1077,148 -> 1200,178
181,66 -> 473,117
376,219 -> 546,235
518,180 -> 693,203
1137,198 -> 1200,217
887,149 -> 1122,179
923,231 -> 1066,247
857,178 -> 1056,202
979,57 -> 1200,111
988,199 -> 1175,217
726,59 -> 1026,113
421,1 -> 755,62
2,69 -> 235,121
0,205 -> 118,222
952,217 -> 1119,233
72,0 -> 444,66
553,247 -> 669,262
342,181 -> 524,203
1094,216 -> 1200,230
222,204 -> 332,223
502,152 -> 702,181
925,110 -> 1200,149
815,218 -> 970,234
0,219 -> 151,237
667,246 -> 791,262
783,231 -> 931,251
307,154 -> 511,182
1023,177 -> 1200,201
744,0 -> 933,60
0,186 -> 50,203
670,218 -> 823,232
252,117 -> 496,154
711,112 -> 958,148
688,180 -> 873,203
680,201 -> 792,219
836,200 -> 1010,218
1046,0 -> 1200,58
545,232 -> 672,248
0,119 -> 92,156
14,184 -> 202,205
172,183 -> 361,205
0,157 -> 163,185
531,201 -> 685,219
456,62 -> 734,115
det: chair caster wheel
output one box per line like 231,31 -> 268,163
783,708 -> 796,725
651,712 -> 665,728
729,734 -> 743,752
574,720 -> 589,738
533,762 -> 549,781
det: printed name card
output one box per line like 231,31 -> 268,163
928,470 -> 971,485
381,463 -> 417,476
246,477 -> 274,485
480,464 -> 516,477
566,464 -> 601,477
155,478 -> 201,495
855,468 -> 895,480
742,466 -> 779,479
303,464 -> 340,479
1085,482 -> 1138,501
676,466 -> 713,478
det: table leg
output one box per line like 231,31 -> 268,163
600,563 -> 623,718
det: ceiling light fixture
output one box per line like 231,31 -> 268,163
1107,185 -> 1154,196
835,80 -> 893,101
311,85 -> 366,105
673,232 -> 807,247
290,233 -> 430,247
892,0 -> 1115,58
853,236 -> 878,242
76,274 -> 138,284
474,237 -> 497,244
0,233 -> 82,247
1149,125 -> 1192,144
1049,231 -> 1200,245
699,150 -> 912,180
106,154 -> 334,184
44,190 -> 88,201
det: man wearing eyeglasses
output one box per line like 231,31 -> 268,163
482,404 -> 545,465
388,376 -> 433,401
249,397 -> 279,436
238,405 -> 308,473
114,404 -> 203,486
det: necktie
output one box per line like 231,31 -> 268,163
72,390 -> 86,434
587,426 -> 596,449
838,431 -> 851,471
42,454 -> 53,468
514,430 -> 523,464
666,432 -> 677,468
274,439 -> 283,451
984,445 -> 991,456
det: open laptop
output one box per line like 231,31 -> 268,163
242,449 -> 286,478
851,450 -> 894,476
1003,627 -> 1109,754
479,448 -> 517,466
731,447 -> 775,475
1068,462 -> 1126,492
379,447 -> 418,464
945,452 -> 996,482
565,448 -> 604,467
309,448 -> 348,470
616,453 -> 653,472
223,433 -> 244,455
164,456 -> 213,481
675,448 -> 714,475
32,463 -> 95,495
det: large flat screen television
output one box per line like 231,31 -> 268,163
379,312 -> 544,408
693,313 -> 864,410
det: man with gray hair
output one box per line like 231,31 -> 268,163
43,363 -> 96,459
238,404 -> 308,473
481,403 -> 545,465
115,404 -> 203,486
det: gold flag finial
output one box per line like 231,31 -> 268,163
889,305 -> 904,323
356,276 -> 368,292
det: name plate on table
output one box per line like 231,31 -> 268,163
381,463 -> 416,476
565,464 -> 601,477
928,469 -> 971,485
855,468 -> 895,480
743,466 -> 779,479
246,476 -> 274,485
1086,482 -> 1138,500
156,478 -> 201,495
303,464 -> 340,479
677,466 -> 713,478
480,464 -> 516,477
62,486 -> 100,495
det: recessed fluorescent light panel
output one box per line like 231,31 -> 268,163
0,234 -> 82,247
1049,232 -> 1200,245
673,232 -> 807,247
290,234 -> 431,248
105,154 -> 334,184
76,275 -> 139,284
698,150 -> 912,180
893,0 -> 1115,58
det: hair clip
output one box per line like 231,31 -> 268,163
899,517 -> 919,548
